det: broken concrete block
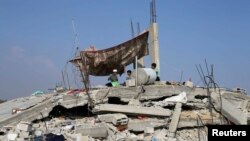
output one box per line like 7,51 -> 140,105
75,124 -> 108,138
7,133 -> 18,141
0,136 -> 7,141
97,114 -> 128,125
153,92 -> 187,107
128,99 -> 141,106
62,125 -> 74,131
106,123 -> 118,133
16,121 -> 32,132
144,127 -> 154,134
144,135 -> 153,141
130,133 -> 138,140
152,129 -> 167,141
16,138 -> 27,141
32,123 -> 40,128
163,92 -> 187,103
137,134 -> 144,140
93,104 -> 171,117
167,137 -> 177,141
34,130 -> 43,137
76,134 -> 89,141
128,119 -> 166,132
19,131 -> 30,138
114,131 -> 132,141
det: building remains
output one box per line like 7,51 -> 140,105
0,1 -> 249,141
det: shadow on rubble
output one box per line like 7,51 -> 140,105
108,97 -> 128,105
49,105 -> 94,118
33,105 -> 93,123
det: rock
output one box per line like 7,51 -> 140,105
16,121 -> 32,132
7,133 -> 18,141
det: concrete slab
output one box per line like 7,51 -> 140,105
211,92 -> 247,124
178,119 -> 222,128
0,94 -> 53,124
100,85 -> 192,101
97,114 -> 128,125
128,119 -> 166,132
93,104 -> 171,117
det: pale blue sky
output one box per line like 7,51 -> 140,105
0,0 -> 250,99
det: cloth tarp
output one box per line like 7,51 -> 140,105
70,31 -> 149,76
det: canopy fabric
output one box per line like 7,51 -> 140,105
70,31 -> 149,76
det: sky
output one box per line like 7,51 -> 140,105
0,0 -> 250,100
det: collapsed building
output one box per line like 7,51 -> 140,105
1,1 -> 249,141
0,83 -> 249,141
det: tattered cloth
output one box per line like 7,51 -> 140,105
70,31 -> 149,76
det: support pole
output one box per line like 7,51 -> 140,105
149,23 -> 160,75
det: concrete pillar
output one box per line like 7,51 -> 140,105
168,102 -> 182,137
149,23 -> 160,74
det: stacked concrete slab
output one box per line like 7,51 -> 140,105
0,85 -> 249,141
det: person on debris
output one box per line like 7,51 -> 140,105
123,70 -> 133,86
151,63 -> 160,81
106,69 -> 119,87
126,70 -> 132,80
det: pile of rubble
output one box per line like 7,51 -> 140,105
0,84 -> 249,141
0,99 -> 6,104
